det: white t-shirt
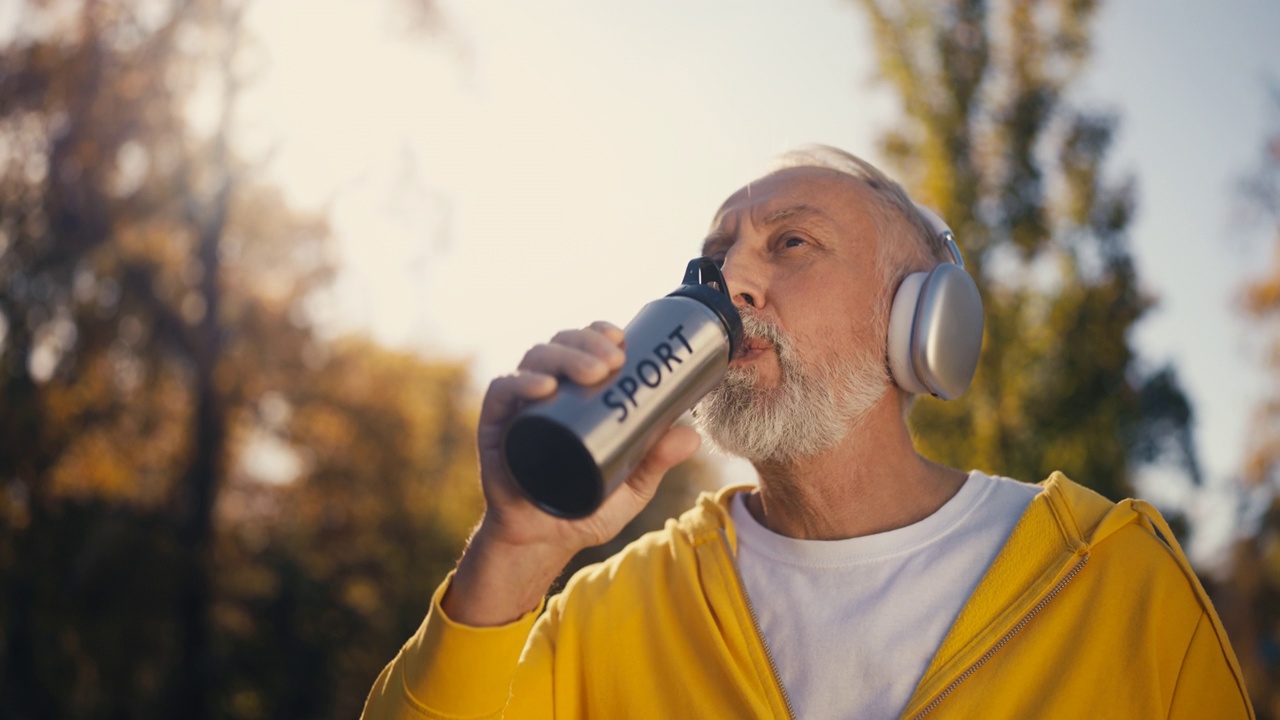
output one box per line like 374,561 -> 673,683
728,471 -> 1039,720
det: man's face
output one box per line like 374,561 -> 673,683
692,166 -> 894,462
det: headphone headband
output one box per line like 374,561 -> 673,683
912,203 -> 965,269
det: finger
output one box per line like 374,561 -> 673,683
550,328 -> 626,368
479,371 -> 556,425
518,343 -> 613,385
586,320 -> 625,346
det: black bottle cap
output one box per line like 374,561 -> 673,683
668,257 -> 744,358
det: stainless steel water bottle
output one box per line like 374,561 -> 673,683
502,257 -> 743,518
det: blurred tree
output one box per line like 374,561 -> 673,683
0,1 -> 710,717
0,0 -> 479,718
854,0 -> 1199,500
0,0 -> 323,716
1241,91 -> 1280,487
214,339 -> 484,719
0,2 -> 242,716
1220,87 -> 1280,719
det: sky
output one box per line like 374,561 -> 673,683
238,0 -> 1280,566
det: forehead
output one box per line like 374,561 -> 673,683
707,167 -> 877,241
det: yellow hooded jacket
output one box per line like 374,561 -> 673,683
361,473 -> 1254,719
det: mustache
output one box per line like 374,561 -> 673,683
737,310 -> 790,356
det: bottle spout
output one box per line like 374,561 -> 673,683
682,257 -> 731,299
672,257 -> 742,359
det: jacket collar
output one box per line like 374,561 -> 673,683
676,482 -> 753,549
675,471 -> 1185,719
677,471 -> 1143,688
679,470 -> 1129,550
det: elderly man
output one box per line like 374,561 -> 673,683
361,147 -> 1252,719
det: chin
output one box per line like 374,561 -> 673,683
695,356 -> 887,463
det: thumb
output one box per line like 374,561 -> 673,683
584,426 -> 701,546
620,425 -> 702,503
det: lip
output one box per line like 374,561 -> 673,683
734,338 -> 774,362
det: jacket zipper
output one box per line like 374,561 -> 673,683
908,554 -> 1090,720
718,529 -> 797,720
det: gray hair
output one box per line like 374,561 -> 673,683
767,145 -> 950,283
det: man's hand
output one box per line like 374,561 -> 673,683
443,321 -> 701,627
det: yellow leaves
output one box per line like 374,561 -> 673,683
42,353 -> 110,428
341,577 -> 382,617
1261,531 -> 1280,590
48,432 -> 137,500
1237,119 -> 1280,492
115,219 -> 197,280
293,405 -> 357,461
215,560 -> 280,618
1242,244 -> 1280,317
215,337 -> 484,597
228,689 -> 266,720
1243,401 -> 1280,485
41,351 -> 193,506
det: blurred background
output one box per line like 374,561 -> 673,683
0,0 -> 1278,717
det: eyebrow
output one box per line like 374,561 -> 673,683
761,204 -> 830,226
701,231 -> 730,256
701,204 -> 833,255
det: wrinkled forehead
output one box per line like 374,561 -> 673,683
704,166 -> 878,248
712,167 -> 873,225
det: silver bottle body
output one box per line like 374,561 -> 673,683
503,295 -> 732,518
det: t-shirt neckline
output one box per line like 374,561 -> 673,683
729,470 -> 995,567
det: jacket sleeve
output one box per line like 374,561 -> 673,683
359,574 -> 545,720
1166,612 -> 1255,720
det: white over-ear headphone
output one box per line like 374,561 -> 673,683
886,205 -> 984,400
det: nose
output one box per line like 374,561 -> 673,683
718,245 -> 764,311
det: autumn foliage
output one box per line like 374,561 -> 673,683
0,2 -> 480,718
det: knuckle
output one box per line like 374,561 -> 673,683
577,352 -> 606,370
484,374 -> 515,400
518,344 -> 548,368
550,329 -> 577,344
591,320 -> 621,336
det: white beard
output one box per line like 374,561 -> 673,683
692,311 -> 889,464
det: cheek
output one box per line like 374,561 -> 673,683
838,276 -> 890,338
792,292 -> 886,362
772,266 -> 887,349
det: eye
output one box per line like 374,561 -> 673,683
781,235 -> 806,249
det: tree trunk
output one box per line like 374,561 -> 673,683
172,167 -> 230,718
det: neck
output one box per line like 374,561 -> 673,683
746,398 -> 967,540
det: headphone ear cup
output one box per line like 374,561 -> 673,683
888,272 -> 930,395
887,265 -> 985,400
